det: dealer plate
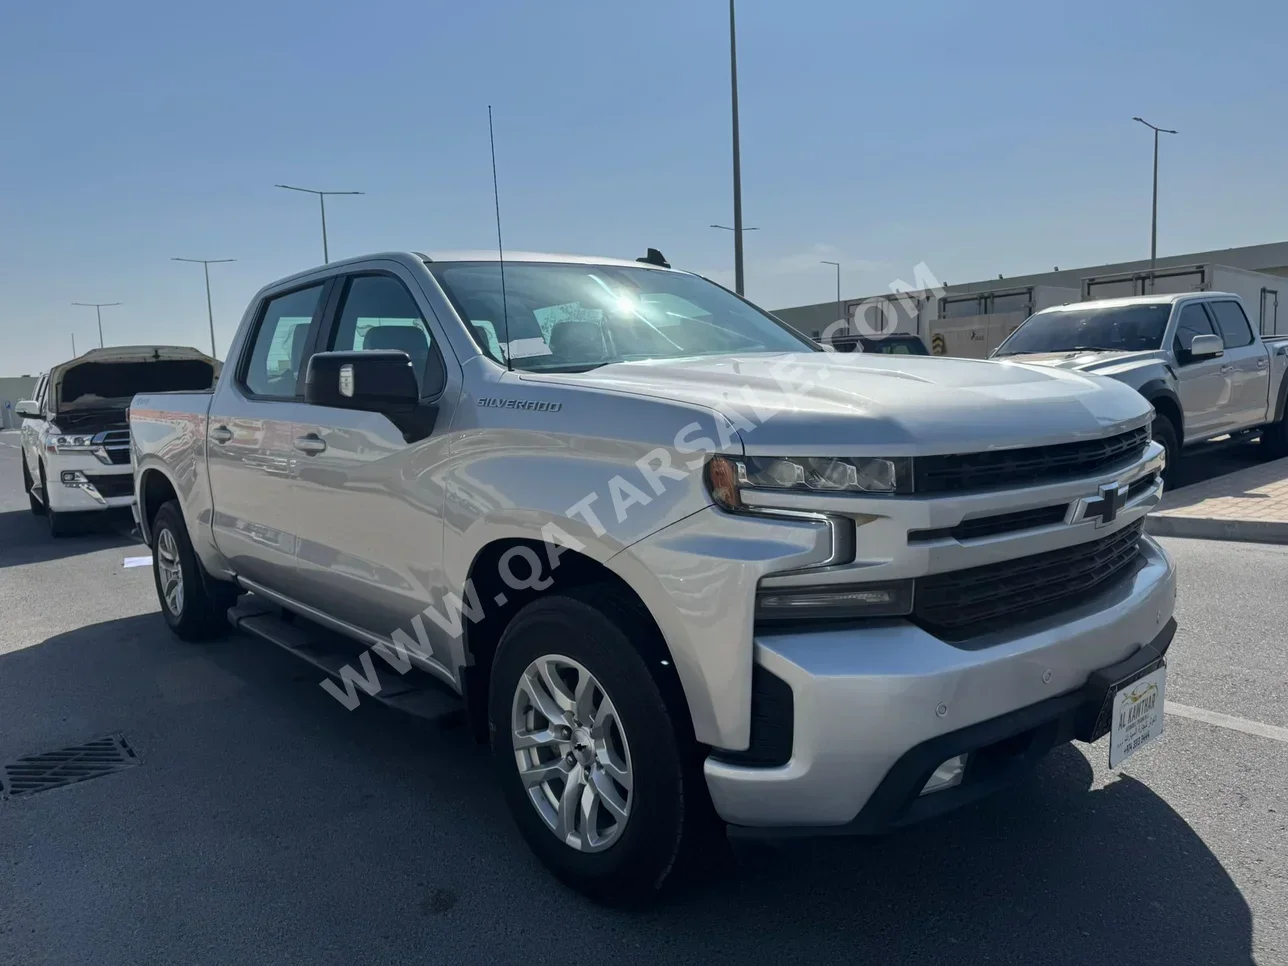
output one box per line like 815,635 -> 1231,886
1109,663 -> 1166,768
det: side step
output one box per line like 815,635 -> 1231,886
227,595 -> 464,725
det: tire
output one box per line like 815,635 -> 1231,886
489,586 -> 721,901
151,500 -> 239,641
22,457 -> 44,516
1261,412 -> 1288,459
40,463 -> 75,537
1151,416 -> 1180,484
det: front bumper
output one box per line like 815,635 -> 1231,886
704,534 -> 1176,830
44,456 -> 134,512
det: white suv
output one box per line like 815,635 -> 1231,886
17,346 -> 219,536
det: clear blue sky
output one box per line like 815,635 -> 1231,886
2,0 -> 1286,375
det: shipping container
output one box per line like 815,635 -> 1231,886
1080,264 -> 1283,335
928,285 -> 1079,357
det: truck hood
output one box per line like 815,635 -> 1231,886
994,348 -> 1167,378
51,345 -> 221,416
529,353 -> 1151,454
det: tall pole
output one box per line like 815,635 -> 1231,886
821,260 -> 841,328
1150,129 -> 1159,270
72,333 -> 77,357
1132,117 -> 1177,271
173,258 -> 235,357
72,302 -> 121,349
276,184 -> 363,264
729,0 -> 745,295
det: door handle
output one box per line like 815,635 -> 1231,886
210,425 -> 233,444
293,434 -> 327,455
1257,359 -> 1269,369
1220,365 -> 1233,374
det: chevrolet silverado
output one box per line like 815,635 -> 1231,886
130,250 -> 1176,898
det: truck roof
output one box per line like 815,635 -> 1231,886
265,250 -> 681,291
1044,291 -> 1244,311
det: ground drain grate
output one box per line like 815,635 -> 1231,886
1,734 -> 140,799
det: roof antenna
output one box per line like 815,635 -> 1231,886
488,105 -> 513,372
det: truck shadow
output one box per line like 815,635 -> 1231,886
0,508 -> 140,569
0,614 -> 1255,966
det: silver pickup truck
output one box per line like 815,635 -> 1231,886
131,250 -> 1177,898
991,292 -> 1288,472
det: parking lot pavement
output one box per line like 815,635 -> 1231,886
1,446 -> 1285,966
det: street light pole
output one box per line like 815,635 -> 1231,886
172,258 -> 236,358
821,260 -> 842,328
72,302 -> 121,348
1132,117 -> 1178,271
72,333 -> 77,357
729,0 -> 745,295
275,184 -> 365,263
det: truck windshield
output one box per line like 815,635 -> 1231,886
994,304 -> 1172,356
426,261 -> 816,371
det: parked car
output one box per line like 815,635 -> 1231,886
823,333 -> 929,355
991,292 -> 1288,474
16,346 -> 220,535
131,250 -> 1176,899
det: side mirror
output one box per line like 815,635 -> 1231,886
14,400 -> 40,419
1188,334 -> 1224,360
305,351 -> 436,442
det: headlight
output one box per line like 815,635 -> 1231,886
705,454 -> 911,510
47,434 -> 95,452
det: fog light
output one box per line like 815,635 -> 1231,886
60,471 -> 89,485
920,754 -> 968,795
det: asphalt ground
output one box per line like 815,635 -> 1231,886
0,430 -> 1284,965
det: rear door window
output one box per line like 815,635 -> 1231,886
242,285 -> 326,398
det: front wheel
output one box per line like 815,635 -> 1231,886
22,458 -> 43,516
151,500 -> 238,641
489,587 -> 721,901
39,463 -> 75,536
1151,416 -> 1180,484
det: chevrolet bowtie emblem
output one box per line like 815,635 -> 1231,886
1076,481 -> 1130,527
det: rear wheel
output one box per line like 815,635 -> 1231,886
1261,411 -> 1288,459
22,458 -> 43,516
1151,416 -> 1180,484
488,586 -> 722,901
151,500 -> 239,641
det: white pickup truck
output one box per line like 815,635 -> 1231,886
130,250 -> 1177,898
16,346 -> 219,535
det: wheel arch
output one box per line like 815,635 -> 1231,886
137,465 -> 181,546
460,536 -> 693,746
1139,380 -> 1183,441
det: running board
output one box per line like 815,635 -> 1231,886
227,595 -> 464,725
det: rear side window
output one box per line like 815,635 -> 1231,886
1173,302 -> 1215,356
328,275 -> 445,398
243,285 -> 325,397
1208,301 -> 1255,349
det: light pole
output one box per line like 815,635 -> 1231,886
275,184 -> 364,263
728,0 -> 746,295
72,333 -> 77,357
821,260 -> 842,328
172,258 -> 235,358
72,302 -> 121,348
1132,117 -> 1178,270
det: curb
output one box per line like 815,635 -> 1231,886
1145,513 -> 1288,545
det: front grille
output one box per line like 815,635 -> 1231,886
86,474 -> 134,499
910,504 -> 1068,543
98,430 -> 131,465
913,426 -> 1150,494
914,520 -> 1145,642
